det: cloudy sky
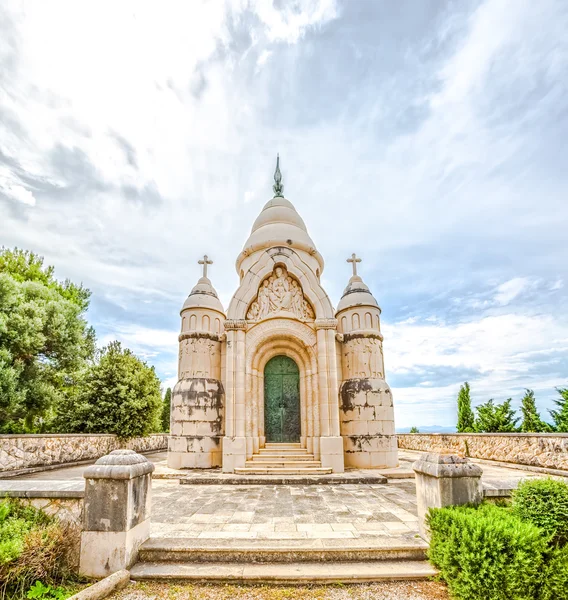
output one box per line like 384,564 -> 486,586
1,0 -> 567,429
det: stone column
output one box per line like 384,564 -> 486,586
413,452 -> 483,540
315,318 -> 344,473
79,450 -> 154,578
222,320 -> 248,472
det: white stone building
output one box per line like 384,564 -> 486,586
168,158 -> 397,474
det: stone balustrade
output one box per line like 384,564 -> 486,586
398,433 -> 568,472
0,434 -> 168,475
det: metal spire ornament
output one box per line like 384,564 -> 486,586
272,154 -> 284,197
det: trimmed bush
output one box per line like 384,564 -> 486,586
427,503 -> 548,600
512,478 -> 568,546
539,545 -> 568,600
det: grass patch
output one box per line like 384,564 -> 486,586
0,499 -> 80,600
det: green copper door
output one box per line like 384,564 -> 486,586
264,355 -> 300,443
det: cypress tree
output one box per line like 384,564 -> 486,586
550,388 -> 568,433
457,382 -> 475,432
520,389 -> 549,432
161,387 -> 172,432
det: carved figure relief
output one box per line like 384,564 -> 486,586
246,266 -> 315,322
343,338 -> 384,379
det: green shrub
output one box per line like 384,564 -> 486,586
539,545 -> 568,600
427,503 -> 548,600
512,478 -> 568,546
0,500 -> 78,600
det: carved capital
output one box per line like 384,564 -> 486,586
224,319 -> 248,331
314,318 -> 338,330
343,330 -> 384,343
179,331 -> 222,343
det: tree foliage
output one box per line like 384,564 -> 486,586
456,381 -> 475,432
474,398 -> 518,433
409,426 -> 419,433
161,387 -> 172,432
56,341 -> 162,438
520,389 -> 550,433
0,249 -> 95,432
550,388 -> 568,433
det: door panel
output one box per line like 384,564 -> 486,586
264,355 -> 300,443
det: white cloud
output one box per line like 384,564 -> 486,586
493,277 -> 531,306
0,0 -> 566,428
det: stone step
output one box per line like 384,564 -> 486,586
256,454 -> 314,460
235,467 -> 333,475
244,461 -> 323,468
258,449 -> 311,455
265,443 -> 302,447
139,537 -> 429,564
130,560 -> 437,583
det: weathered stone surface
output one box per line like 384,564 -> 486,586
399,433 -> 568,472
21,497 -> 83,529
80,450 -> 153,578
413,452 -> 483,539
68,569 -> 130,600
0,434 -> 167,474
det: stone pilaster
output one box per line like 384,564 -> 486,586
222,319 -> 248,472
315,318 -> 344,473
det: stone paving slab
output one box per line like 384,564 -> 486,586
150,480 -> 420,541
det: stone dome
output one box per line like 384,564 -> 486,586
237,196 -> 324,272
181,276 -> 225,315
336,274 -> 380,314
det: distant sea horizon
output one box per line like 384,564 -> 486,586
396,426 -> 456,434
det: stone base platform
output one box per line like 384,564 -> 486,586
179,471 -> 388,485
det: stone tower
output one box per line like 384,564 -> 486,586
168,258 -> 226,469
336,261 -> 397,468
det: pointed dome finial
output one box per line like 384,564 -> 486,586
273,153 -> 284,197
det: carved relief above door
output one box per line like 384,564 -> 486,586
246,265 -> 315,322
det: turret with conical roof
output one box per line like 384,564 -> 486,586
168,255 -> 225,470
336,254 -> 397,469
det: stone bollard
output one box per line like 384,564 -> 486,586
413,452 -> 483,540
79,449 -> 154,578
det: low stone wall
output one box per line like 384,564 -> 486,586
398,433 -> 568,472
0,434 -> 168,474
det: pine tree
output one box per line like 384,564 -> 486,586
161,387 -> 172,432
550,388 -> 568,432
409,426 -> 419,433
474,398 -> 519,433
520,389 -> 549,432
457,382 -> 475,432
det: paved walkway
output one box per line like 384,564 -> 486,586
150,479 -> 419,540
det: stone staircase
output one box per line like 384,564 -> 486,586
234,443 -> 333,476
131,537 -> 436,584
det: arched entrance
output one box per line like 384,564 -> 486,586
264,355 -> 300,443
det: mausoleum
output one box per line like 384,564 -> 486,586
168,158 -> 397,474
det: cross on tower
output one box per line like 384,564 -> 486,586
347,253 -> 362,277
198,254 -> 213,278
